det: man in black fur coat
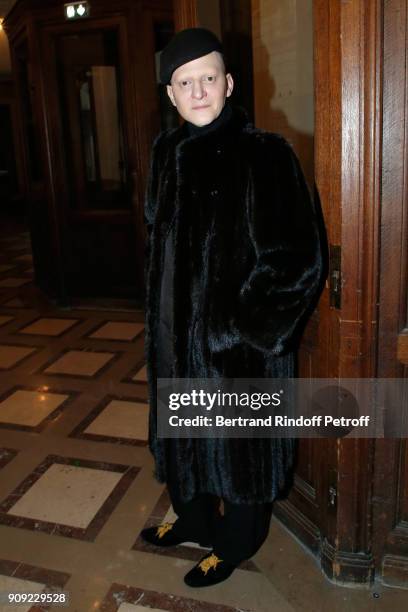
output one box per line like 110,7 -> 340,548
142,28 -> 324,587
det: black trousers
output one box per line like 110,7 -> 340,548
168,485 -> 273,564
166,440 -> 273,565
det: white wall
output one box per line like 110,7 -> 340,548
252,0 -> 314,183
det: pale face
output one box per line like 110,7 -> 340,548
166,51 -> 234,127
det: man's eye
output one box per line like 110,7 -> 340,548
204,76 -> 215,82
181,80 -> 191,87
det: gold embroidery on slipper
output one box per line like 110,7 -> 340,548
156,522 -> 173,538
198,553 -> 223,575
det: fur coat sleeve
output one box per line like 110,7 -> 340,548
229,134 -> 323,356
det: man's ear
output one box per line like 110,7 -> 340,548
226,73 -> 234,98
166,84 -> 177,107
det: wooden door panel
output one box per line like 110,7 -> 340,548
397,332 -> 408,365
373,0 -> 408,589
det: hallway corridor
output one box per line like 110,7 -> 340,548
0,221 -> 406,612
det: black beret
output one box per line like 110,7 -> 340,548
160,27 -> 224,85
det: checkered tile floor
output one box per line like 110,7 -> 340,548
0,219 -> 404,612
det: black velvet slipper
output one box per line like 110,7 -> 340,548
184,551 -> 238,587
141,522 -> 211,548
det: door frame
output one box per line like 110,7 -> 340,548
40,15 -> 139,297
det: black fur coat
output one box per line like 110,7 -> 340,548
144,106 -> 324,504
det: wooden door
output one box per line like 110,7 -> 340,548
4,0 -> 174,304
372,0 -> 408,588
42,17 -> 141,300
10,31 -> 66,299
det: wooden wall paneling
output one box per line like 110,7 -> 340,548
0,79 -> 25,204
173,0 -> 197,31
35,16 -> 76,301
397,333 -> 408,365
312,0 -> 341,541
377,0 -> 407,381
318,0 -> 382,584
338,0 -> 381,381
134,2 -> 174,299
130,5 -> 155,290
122,3 -> 152,292
5,11 -> 67,298
310,0 -> 341,560
5,29 -> 30,214
35,14 -> 70,299
374,435 -> 408,588
373,0 -> 408,589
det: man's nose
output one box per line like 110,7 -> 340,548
191,80 -> 207,99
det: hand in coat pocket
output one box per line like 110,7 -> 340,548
206,316 -> 242,353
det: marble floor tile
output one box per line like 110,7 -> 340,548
84,399 -> 149,440
118,605 -> 165,612
7,463 -> 123,528
133,365 -> 147,382
0,389 -> 69,426
44,350 -> 115,376
0,345 -> 37,369
101,584 -> 253,612
0,448 -> 19,468
89,322 -> 144,341
0,575 -> 44,612
18,317 -> 79,336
